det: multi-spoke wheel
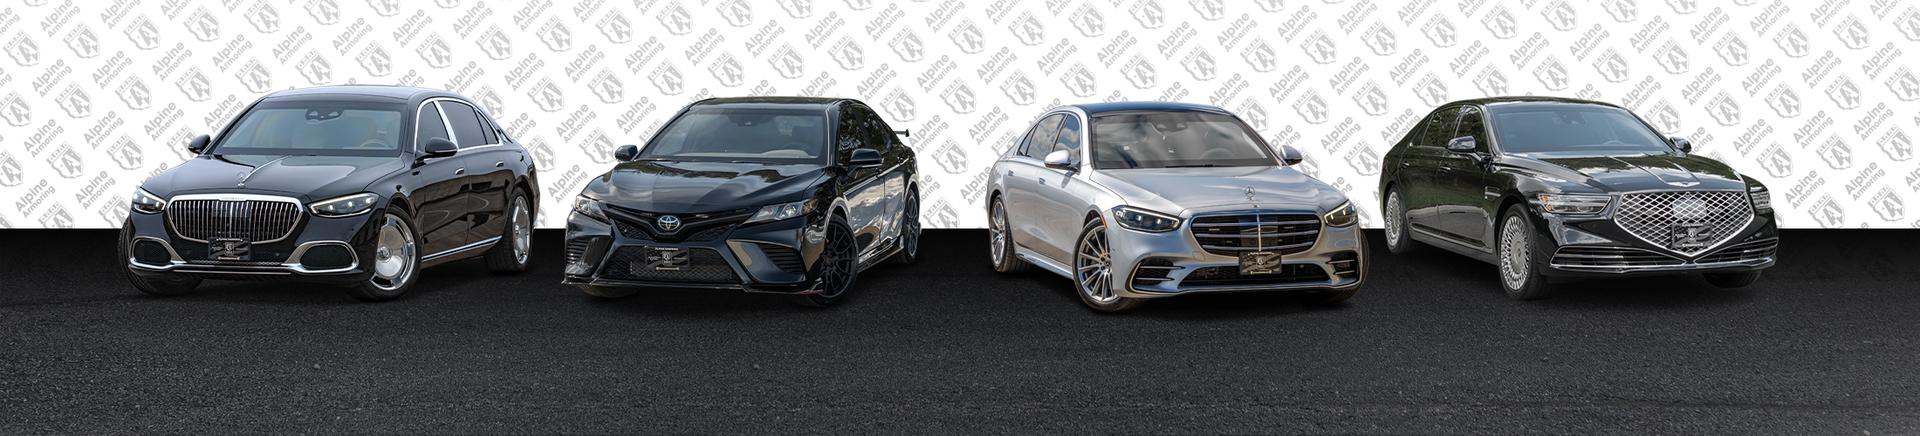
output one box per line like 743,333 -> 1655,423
890,191 -> 921,265
1074,219 -> 1142,313
487,190 -> 533,273
988,197 -> 1027,273
1383,188 -> 1417,254
794,219 -> 858,307
349,211 -> 419,302
1497,206 -> 1551,300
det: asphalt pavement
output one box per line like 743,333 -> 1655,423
2,229 -> 1917,434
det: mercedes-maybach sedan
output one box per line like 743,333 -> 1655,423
121,86 -> 539,301
986,102 -> 1366,312
1378,97 -> 1777,299
564,97 -> 920,307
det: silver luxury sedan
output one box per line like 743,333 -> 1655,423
985,102 -> 1368,312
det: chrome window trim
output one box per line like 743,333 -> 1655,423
434,99 -> 504,150
411,97 -> 468,154
164,193 -> 305,244
421,236 -> 501,262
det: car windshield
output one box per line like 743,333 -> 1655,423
1490,106 -> 1674,155
639,108 -> 827,163
1090,111 -> 1277,169
212,102 -> 404,157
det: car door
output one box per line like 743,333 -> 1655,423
1402,106 -> 1460,234
1440,105 -> 1497,248
1004,113 -> 1064,258
863,107 -> 909,257
410,100 -> 472,256
838,103 -> 888,255
438,99 -> 513,244
1031,113 -> 1086,262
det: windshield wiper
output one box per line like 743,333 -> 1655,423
1161,163 -> 1224,168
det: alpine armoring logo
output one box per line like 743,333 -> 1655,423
1300,31 -> 1336,65
1294,91 -> 1329,125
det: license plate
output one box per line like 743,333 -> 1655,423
1239,251 -> 1282,275
1669,223 -> 1709,250
642,247 -> 689,271
208,238 -> 251,261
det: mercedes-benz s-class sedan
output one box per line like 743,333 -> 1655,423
563,97 -> 920,307
1378,97 -> 1777,299
986,102 -> 1366,312
121,85 -> 539,301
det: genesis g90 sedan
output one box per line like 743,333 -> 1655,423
1379,97 -> 1777,299
986,102 -> 1366,312
121,86 -> 539,301
563,97 -> 920,307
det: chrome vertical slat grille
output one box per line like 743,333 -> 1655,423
167,198 -> 303,243
1613,191 -> 1753,257
1190,212 -> 1321,256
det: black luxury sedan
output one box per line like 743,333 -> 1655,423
1378,97 -> 1777,299
563,97 -> 920,307
121,85 -> 539,301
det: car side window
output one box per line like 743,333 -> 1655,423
440,101 -> 488,148
1051,114 -> 1082,157
1420,106 -> 1461,148
476,108 -> 500,145
837,104 -> 868,163
1455,106 -> 1489,152
415,102 -> 450,149
867,111 -> 909,166
1020,114 -> 1064,159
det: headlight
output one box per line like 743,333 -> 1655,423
572,195 -> 607,222
310,192 -> 381,217
1322,201 -> 1358,227
1749,186 -> 1771,212
746,199 -> 812,224
1535,193 -> 1612,215
131,188 -> 166,214
1111,206 -> 1181,232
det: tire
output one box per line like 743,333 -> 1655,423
1703,270 -> 1762,288
485,189 -> 533,273
1073,217 -> 1144,313
346,210 -> 422,302
1382,188 -> 1418,254
118,221 -> 200,296
889,191 -> 921,265
1496,206 -> 1553,300
987,197 -> 1028,273
579,285 -> 638,299
792,217 -> 858,308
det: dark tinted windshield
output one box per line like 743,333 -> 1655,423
1090,111 -> 1276,169
641,108 -> 828,163
1491,106 -> 1673,155
213,101 -> 404,157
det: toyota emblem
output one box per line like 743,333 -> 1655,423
657,215 -> 682,231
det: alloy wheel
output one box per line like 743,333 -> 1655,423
371,214 -> 417,291
1075,224 -> 1117,304
902,194 -> 920,258
1499,217 -> 1530,290
989,201 -> 1008,266
510,197 -> 531,265
817,224 -> 857,299
1385,192 -> 1404,249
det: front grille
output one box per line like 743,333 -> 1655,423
598,246 -> 739,284
607,205 -> 750,242
1551,245 -> 1685,268
1190,213 -> 1321,256
1695,238 -> 1778,264
1613,191 -> 1753,256
1182,263 -> 1329,287
168,199 -> 302,243
1131,258 -> 1178,287
758,243 -> 805,274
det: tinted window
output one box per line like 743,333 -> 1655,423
641,107 -> 828,163
1491,106 -> 1674,155
440,101 -> 487,148
1020,114 -> 1064,158
477,110 -> 500,144
1051,114 -> 1082,156
1455,107 -> 1488,152
415,103 -> 450,150
1090,111 -> 1276,169
1419,106 -> 1462,148
214,103 -> 405,157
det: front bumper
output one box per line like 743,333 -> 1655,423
1538,209 -> 1779,277
561,210 -> 827,294
123,206 -> 381,283
1105,208 -> 1366,299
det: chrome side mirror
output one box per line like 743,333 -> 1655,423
1446,136 -> 1478,153
1043,149 -> 1078,171
1668,136 -> 1692,153
1278,145 -> 1304,166
613,144 -> 640,162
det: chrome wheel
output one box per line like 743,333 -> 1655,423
1075,223 -> 1117,305
1384,191 -> 1404,250
1499,216 -> 1530,290
510,197 -> 531,264
989,200 -> 1008,266
370,214 -> 417,291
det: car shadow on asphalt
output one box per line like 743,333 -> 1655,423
1381,244 -> 1756,309
1006,269 -> 1353,320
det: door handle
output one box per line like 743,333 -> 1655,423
1005,170 -> 1013,177
495,161 -> 505,168
454,168 -> 466,175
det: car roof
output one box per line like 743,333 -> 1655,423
691,96 -> 850,109
260,85 -> 457,103
1445,96 -> 1625,109
1067,101 -> 1234,116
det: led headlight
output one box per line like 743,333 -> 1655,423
572,195 -> 608,222
746,199 -> 812,224
1112,206 -> 1181,232
310,192 -> 380,217
1322,201 -> 1358,227
1535,193 -> 1612,215
131,188 -> 166,214
1749,186 -> 1771,212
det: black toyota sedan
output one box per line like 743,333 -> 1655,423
564,97 -> 920,307
1378,97 -> 1776,299
120,85 -> 539,301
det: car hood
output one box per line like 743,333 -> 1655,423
1507,152 -> 1746,192
583,160 -> 828,214
1091,165 -> 1348,215
143,154 -> 404,200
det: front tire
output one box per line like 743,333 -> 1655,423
1382,188 -> 1418,254
118,222 -> 200,296
1074,218 -> 1143,313
1704,270 -> 1762,288
988,197 -> 1028,273
485,189 -> 533,273
1496,206 -> 1552,300
792,217 -> 858,308
347,210 -> 421,302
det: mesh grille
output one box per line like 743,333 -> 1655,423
758,243 -> 805,273
1551,246 -> 1685,268
599,247 -> 739,284
1190,213 -> 1321,256
565,238 -> 592,266
168,199 -> 302,243
1613,191 -> 1753,256
607,206 -> 749,242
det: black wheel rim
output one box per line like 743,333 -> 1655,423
902,195 -> 920,258
818,225 -> 856,298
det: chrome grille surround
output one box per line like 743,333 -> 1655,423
1189,211 -> 1322,256
166,194 -> 304,243
1550,245 -> 1685,269
1612,190 -> 1753,257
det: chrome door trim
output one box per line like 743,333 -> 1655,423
421,235 -> 501,262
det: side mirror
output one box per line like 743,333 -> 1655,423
848,148 -> 883,168
186,134 -> 211,154
613,144 -> 640,162
1446,136 -> 1478,153
1043,149 -> 1078,171
1278,145 -> 1304,166
420,137 -> 458,160
1668,136 -> 1692,153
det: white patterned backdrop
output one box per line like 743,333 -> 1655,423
0,0 -> 1916,229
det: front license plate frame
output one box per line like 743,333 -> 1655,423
208,238 -> 252,261
643,246 -> 689,271
1239,251 -> 1282,275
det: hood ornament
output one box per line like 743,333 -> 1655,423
657,215 -> 682,232
1244,186 -> 1258,202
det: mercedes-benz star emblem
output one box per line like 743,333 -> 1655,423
657,215 -> 682,232
1244,187 -> 1257,202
